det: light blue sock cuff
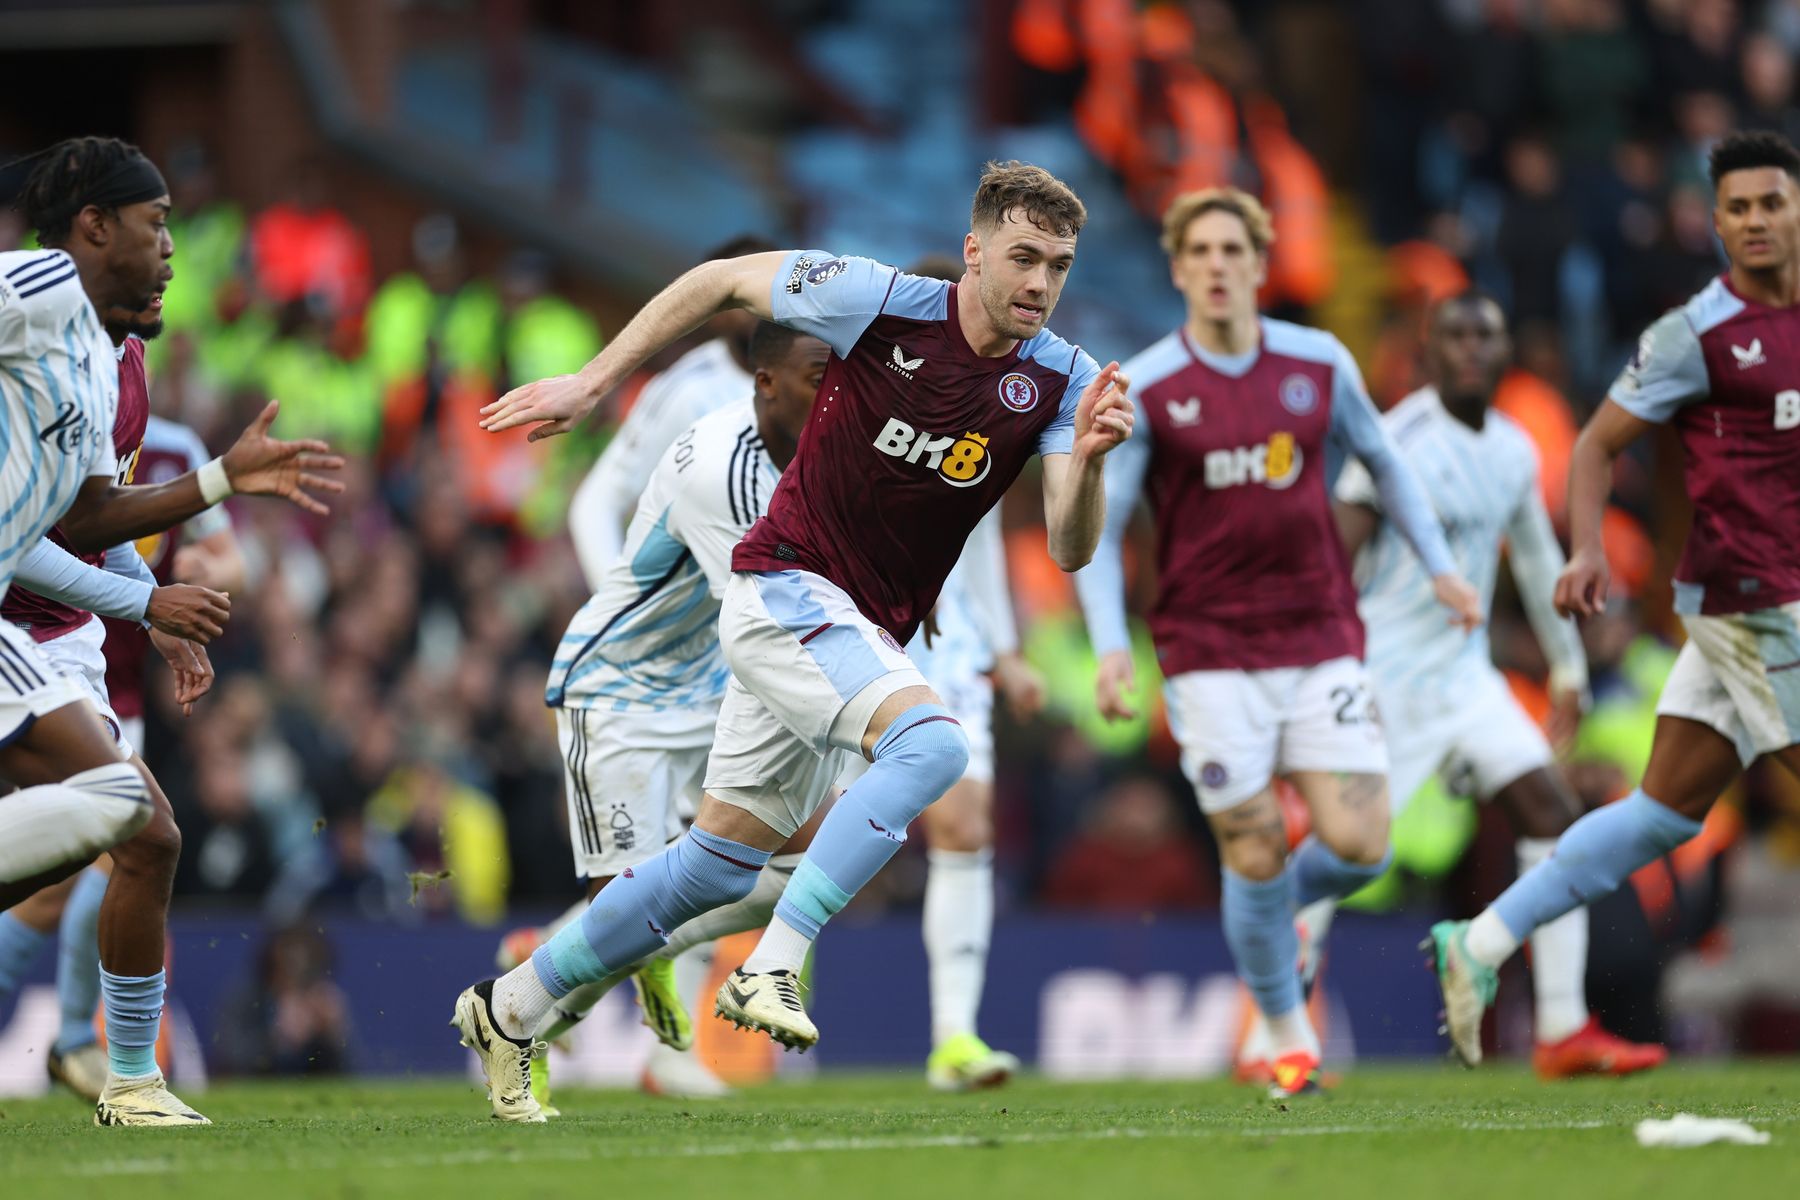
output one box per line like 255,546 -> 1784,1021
872,703 -> 962,759
1624,790 -> 1704,843
1292,837 -> 1392,907
533,931 -> 604,999
774,858 -> 854,939
100,968 -> 165,1078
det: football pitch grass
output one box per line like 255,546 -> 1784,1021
0,1063 -> 1794,1199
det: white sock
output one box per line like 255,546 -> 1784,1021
741,914 -> 813,976
923,848 -> 993,1046
0,764 -> 149,884
1267,1006 -> 1321,1059
663,854 -> 799,959
1465,908 -> 1522,969
1518,838 -> 1589,1043
490,961 -> 557,1041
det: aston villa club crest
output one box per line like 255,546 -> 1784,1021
1278,374 -> 1318,416
998,372 -> 1038,412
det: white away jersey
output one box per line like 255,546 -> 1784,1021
549,403 -> 777,713
0,250 -> 119,604
1337,387 -> 1583,694
568,338 -> 753,586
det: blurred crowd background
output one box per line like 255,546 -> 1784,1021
4,0 -> 1800,1068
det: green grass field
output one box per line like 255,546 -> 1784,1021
0,1064 -> 1793,1200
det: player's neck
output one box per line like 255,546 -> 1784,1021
62,247 -> 130,321
1185,312 -> 1260,358
955,279 -> 1019,358
1728,260 -> 1800,308
1438,389 -> 1489,431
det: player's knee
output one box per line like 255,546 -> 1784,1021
62,762 -> 152,847
875,705 -> 969,797
1220,834 -> 1287,882
1321,825 -> 1390,868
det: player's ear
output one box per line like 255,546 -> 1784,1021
963,230 -> 981,274
74,204 -> 111,249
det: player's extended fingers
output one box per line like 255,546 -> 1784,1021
289,447 -> 341,464
526,417 -> 575,443
297,473 -> 347,494
251,398 -> 281,434
285,488 -> 333,517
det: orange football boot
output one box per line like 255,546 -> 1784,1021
1533,1017 -> 1667,1080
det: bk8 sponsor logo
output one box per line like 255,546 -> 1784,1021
1203,431 -> 1302,490
871,417 -> 993,487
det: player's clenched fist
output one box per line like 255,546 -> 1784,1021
1073,361 -> 1133,459
480,372 -> 601,441
1553,548 -> 1610,619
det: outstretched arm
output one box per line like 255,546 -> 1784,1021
58,401 -> 343,554
1330,365 -> 1480,630
481,252 -> 790,441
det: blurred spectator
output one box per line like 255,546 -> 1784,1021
1040,776 -> 1215,912
248,157 -> 373,316
171,745 -> 280,902
1494,134 -> 1577,327
214,927 -> 356,1076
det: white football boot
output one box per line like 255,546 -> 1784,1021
94,1071 -> 211,1127
641,1042 -> 733,1098
714,968 -> 818,1051
451,978 -> 547,1122
48,1042 -> 109,1103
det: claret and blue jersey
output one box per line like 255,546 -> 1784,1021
732,250 -> 1100,644
1075,317 -> 1455,677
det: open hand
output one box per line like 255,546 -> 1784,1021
1094,648 -> 1138,722
479,372 -> 601,441
150,629 -> 214,715
222,401 -> 346,516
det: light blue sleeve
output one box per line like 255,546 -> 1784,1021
1610,310 -> 1708,423
768,250 -> 898,358
1037,349 -> 1100,458
1326,346 -> 1456,579
12,538 -> 153,622
1071,415 -> 1151,656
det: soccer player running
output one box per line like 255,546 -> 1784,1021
459,162 -> 1131,1122
509,322 -> 830,1112
1430,130 -> 1800,1067
1268,291 -> 1659,1079
0,137 -> 342,1124
505,235 -> 775,1099
870,253 -> 1044,1092
0,291 -> 236,1103
1075,188 -> 1480,1100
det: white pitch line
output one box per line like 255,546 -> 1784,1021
46,1115 -> 1724,1177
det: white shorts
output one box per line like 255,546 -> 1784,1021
0,619 -> 117,755
704,570 -> 926,837
1163,656 -> 1388,813
556,706 -> 711,880
1379,666 -> 1552,816
1657,604 -> 1800,766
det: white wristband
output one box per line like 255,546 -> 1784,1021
197,457 -> 233,506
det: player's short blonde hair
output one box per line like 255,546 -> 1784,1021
1161,188 -> 1275,257
972,161 -> 1088,238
